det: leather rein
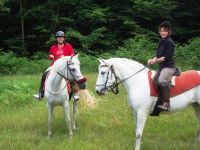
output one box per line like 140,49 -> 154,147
97,65 -> 146,94
47,60 -> 86,94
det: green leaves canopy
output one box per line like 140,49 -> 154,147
0,0 -> 199,56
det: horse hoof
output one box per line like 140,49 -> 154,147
68,132 -> 73,136
73,126 -> 77,130
195,131 -> 200,142
68,133 -> 73,139
48,134 -> 52,139
195,137 -> 200,143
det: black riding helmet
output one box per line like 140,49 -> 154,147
56,31 -> 65,37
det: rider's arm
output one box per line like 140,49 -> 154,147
48,45 -> 55,60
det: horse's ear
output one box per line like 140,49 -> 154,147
97,58 -> 105,64
97,58 -> 101,63
74,53 -> 79,58
70,54 -> 74,61
71,53 -> 79,60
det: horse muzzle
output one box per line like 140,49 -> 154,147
96,88 -> 107,95
76,77 -> 87,84
76,77 -> 87,89
79,82 -> 86,89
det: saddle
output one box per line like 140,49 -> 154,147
149,70 -> 200,116
149,70 -> 200,97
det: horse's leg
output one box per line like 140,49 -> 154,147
133,110 -> 137,129
72,100 -> 77,130
47,103 -> 54,137
134,110 -> 148,150
192,103 -> 200,142
63,101 -> 73,136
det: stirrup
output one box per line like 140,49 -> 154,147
73,93 -> 80,102
33,93 -> 42,101
158,103 -> 170,111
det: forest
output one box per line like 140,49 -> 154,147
0,0 -> 199,74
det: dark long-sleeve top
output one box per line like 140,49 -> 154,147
156,37 -> 175,70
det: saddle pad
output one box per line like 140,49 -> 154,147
148,70 -> 200,97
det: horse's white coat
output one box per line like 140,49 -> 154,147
95,58 -> 200,150
44,55 -> 84,137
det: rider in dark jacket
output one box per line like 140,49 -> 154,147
147,21 -> 176,111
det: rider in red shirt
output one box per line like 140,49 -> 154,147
48,42 -> 74,65
33,31 -> 80,101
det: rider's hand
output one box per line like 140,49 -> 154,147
147,59 -> 157,65
151,59 -> 157,65
147,59 -> 152,65
158,57 -> 165,62
49,55 -> 54,59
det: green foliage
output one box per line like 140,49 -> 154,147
175,38 -> 200,70
3,37 -> 24,55
66,27 -> 107,54
1,36 -> 199,75
115,35 -> 156,64
31,51 -> 48,60
0,0 -> 9,12
0,77 -> 34,107
171,1 -> 200,41
114,36 -> 200,70
0,52 -> 49,74
133,0 -> 177,20
1,0 -> 199,56
0,51 -> 99,74
78,53 -> 98,72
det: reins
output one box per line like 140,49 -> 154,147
110,66 -> 146,94
97,65 -> 147,94
45,67 -> 68,95
46,61 -> 78,94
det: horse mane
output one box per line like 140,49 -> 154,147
52,56 -> 80,70
106,58 -> 145,69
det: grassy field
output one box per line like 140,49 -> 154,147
0,73 -> 200,150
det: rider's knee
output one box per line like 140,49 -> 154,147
158,80 -> 168,86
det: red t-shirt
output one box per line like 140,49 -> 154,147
48,43 -> 74,65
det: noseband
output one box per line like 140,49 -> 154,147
46,59 -> 86,94
56,61 -> 86,84
98,65 -> 120,94
97,65 -> 146,94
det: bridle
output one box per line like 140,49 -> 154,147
96,64 -> 146,94
56,61 -> 82,83
47,59 -> 86,94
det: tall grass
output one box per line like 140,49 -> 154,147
0,73 -> 200,150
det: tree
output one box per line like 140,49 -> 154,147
0,0 -> 9,11
20,0 -> 25,53
0,0 -> 199,56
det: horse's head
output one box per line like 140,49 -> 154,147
54,54 -> 87,89
95,58 -> 118,95
68,54 -> 87,89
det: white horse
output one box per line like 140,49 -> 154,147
44,54 -> 86,137
95,58 -> 200,150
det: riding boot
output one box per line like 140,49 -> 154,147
33,71 -> 49,100
158,85 -> 170,111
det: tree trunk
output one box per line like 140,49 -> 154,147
20,0 -> 25,52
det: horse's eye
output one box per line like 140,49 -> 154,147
101,71 -> 106,75
71,68 -> 76,72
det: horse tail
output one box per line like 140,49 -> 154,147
78,89 -> 98,109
